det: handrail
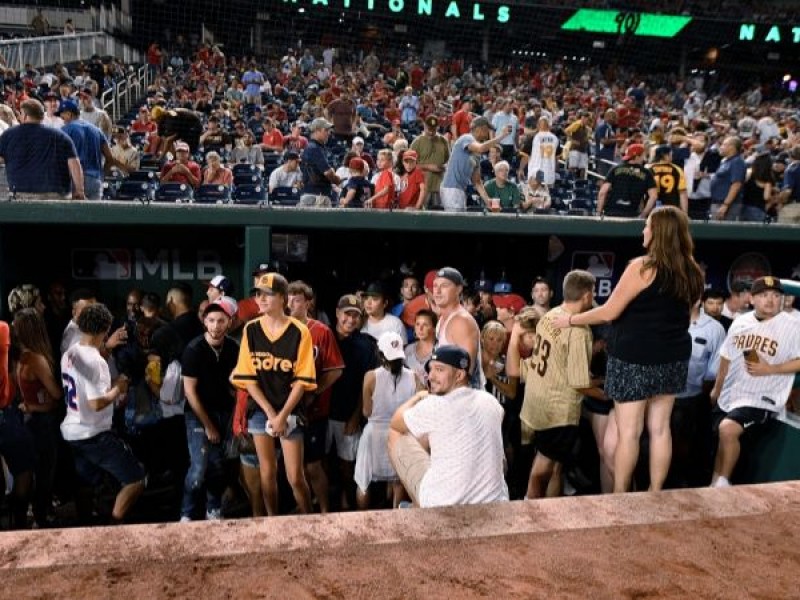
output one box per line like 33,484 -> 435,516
0,31 -> 141,71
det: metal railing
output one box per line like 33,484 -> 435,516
101,64 -> 152,123
0,31 -> 141,71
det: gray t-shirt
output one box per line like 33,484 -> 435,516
442,134 -> 477,190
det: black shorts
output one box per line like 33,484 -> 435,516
671,394 -> 704,440
68,430 -> 146,487
712,406 -> 775,432
534,425 -> 579,464
304,419 -> 328,464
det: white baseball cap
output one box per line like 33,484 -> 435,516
352,136 -> 365,146
378,332 -> 405,361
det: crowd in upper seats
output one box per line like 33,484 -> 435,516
0,34 -> 798,217
108,38 -> 800,218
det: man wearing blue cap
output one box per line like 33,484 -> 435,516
58,98 -> 129,199
388,344 -> 508,508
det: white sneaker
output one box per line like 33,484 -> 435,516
205,508 -> 222,520
179,516 -> 192,523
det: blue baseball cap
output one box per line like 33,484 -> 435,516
55,98 -> 80,116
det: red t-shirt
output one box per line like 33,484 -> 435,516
237,297 -> 261,324
373,169 -> 395,209
0,321 -> 14,410
261,129 -> 284,151
398,168 -> 425,209
131,120 -> 157,134
452,110 -> 472,136
400,294 -> 431,329
384,107 -> 400,123
305,319 -> 345,421
160,160 -> 201,187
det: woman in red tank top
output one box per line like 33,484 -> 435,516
13,308 -> 63,527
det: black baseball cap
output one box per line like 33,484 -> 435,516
425,345 -> 471,373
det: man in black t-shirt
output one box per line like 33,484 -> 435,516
649,145 -> 688,213
597,143 -> 657,218
179,297 -> 240,522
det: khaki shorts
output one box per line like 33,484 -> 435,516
12,192 -> 71,201
299,193 -> 332,208
778,202 -> 800,224
389,434 -> 430,506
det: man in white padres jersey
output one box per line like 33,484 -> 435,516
709,276 -> 800,487
507,270 -> 605,499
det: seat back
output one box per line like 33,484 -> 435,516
195,184 -> 232,204
268,186 -> 300,207
154,182 -> 194,203
114,180 -> 153,202
232,183 -> 267,205
128,169 -> 158,184
233,172 -> 263,187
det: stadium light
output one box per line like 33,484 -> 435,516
561,9 -> 692,38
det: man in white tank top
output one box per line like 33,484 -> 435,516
432,267 -> 485,389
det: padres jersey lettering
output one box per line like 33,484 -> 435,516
232,316 -> 317,412
520,306 -> 593,431
718,311 -> 800,412
650,162 -> 686,207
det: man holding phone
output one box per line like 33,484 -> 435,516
709,276 -> 800,488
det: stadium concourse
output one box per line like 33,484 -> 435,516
1,482 -> 798,598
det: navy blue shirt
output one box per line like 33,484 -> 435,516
328,331 -> 378,422
710,154 -> 746,203
0,123 -> 77,194
301,139 -> 333,195
342,176 -> 372,208
62,119 -> 107,179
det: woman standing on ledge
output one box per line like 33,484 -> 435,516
552,206 -> 704,493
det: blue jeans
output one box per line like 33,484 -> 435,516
181,410 -> 230,519
84,175 -> 103,200
740,205 -> 767,222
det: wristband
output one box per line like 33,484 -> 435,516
568,314 -> 573,326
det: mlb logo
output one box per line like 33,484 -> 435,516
72,249 -> 131,280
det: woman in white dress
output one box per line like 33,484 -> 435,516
355,331 -> 423,509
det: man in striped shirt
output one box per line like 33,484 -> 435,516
508,270 -> 605,499
709,276 -> 800,487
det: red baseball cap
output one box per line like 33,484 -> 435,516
348,157 -> 366,171
622,143 -> 645,161
492,293 -> 526,314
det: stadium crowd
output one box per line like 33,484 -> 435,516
0,37 -> 798,219
0,34 -> 799,528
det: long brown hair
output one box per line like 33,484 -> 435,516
642,206 -> 704,305
12,308 -> 56,372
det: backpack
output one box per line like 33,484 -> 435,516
159,359 -> 184,405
